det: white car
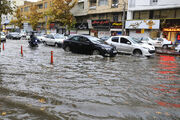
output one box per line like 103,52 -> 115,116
156,38 -> 173,48
106,36 -> 155,57
35,33 -> 46,42
0,32 -> 6,42
43,34 -> 67,47
175,44 -> 180,53
141,37 -> 172,48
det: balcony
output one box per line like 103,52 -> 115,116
89,2 -> 96,10
111,3 -> 118,8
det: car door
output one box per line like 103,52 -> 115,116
79,36 -> 92,54
48,34 -> 55,45
119,37 -> 133,54
69,36 -> 82,52
109,37 -> 120,51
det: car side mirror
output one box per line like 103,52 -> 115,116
127,42 -> 131,45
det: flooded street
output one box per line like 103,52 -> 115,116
0,40 -> 180,120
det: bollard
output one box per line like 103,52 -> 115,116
51,51 -> 53,64
3,42 -> 4,50
21,45 -> 23,56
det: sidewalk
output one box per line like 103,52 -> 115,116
156,48 -> 180,56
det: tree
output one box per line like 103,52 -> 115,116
47,0 -> 77,33
10,8 -> 24,29
0,0 -> 14,52
27,5 -> 42,31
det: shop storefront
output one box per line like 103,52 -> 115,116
75,23 -> 89,35
91,20 -> 110,38
163,28 -> 180,44
110,22 -> 122,36
125,20 -> 160,38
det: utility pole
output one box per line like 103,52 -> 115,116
122,0 -> 126,35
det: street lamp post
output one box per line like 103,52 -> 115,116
122,0 -> 126,35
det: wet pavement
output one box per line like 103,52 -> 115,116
0,40 -> 180,120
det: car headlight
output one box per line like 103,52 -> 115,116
142,47 -> 149,50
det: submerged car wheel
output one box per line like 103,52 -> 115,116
133,49 -> 142,57
162,45 -> 168,49
92,50 -> 100,55
64,46 -> 71,52
43,41 -> 47,45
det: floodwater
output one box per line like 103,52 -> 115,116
0,40 -> 180,120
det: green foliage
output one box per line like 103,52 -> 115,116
0,0 -> 15,50
27,6 -> 43,31
47,0 -> 77,30
10,8 -> 24,29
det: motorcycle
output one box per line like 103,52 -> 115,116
28,39 -> 39,47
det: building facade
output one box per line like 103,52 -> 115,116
127,0 -> 180,43
1,0 -> 25,31
71,0 -> 128,37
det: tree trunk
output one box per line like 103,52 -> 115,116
0,18 -> 2,52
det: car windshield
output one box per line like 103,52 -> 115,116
132,37 -> 143,43
87,36 -> 104,44
11,32 -> 19,35
54,34 -> 65,39
128,37 -> 138,44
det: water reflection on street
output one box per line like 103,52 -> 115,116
0,40 -> 180,120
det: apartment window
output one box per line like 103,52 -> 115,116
78,2 -> 84,9
37,4 -> 43,9
112,0 -> 118,8
151,0 -> 158,5
113,14 -> 118,22
90,0 -> 96,7
24,7 -> 29,12
44,2 -> 48,8
98,0 -> 108,6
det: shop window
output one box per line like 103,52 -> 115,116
98,0 -> 108,6
136,29 -> 141,33
113,14 -> 119,22
139,11 -> 149,19
161,9 -> 175,18
153,10 -> 160,19
175,9 -> 180,18
112,37 -> 119,43
99,14 -> 104,19
133,11 -> 140,19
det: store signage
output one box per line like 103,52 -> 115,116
110,22 -> 122,28
163,28 -> 180,32
75,23 -> 88,30
92,20 -> 110,28
125,20 -> 160,29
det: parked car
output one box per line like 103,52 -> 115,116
62,35 -> 117,57
100,36 -> 110,41
106,36 -> 155,57
156,38 -> 173,48
35,33 -> 46,42
0,32 -> 6,42
43,33 -> 67,47
6,32 -> 21,40
140,37 -> 172,48
175,44 -> 180,53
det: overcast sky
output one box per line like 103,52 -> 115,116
26,0 -> 38,2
